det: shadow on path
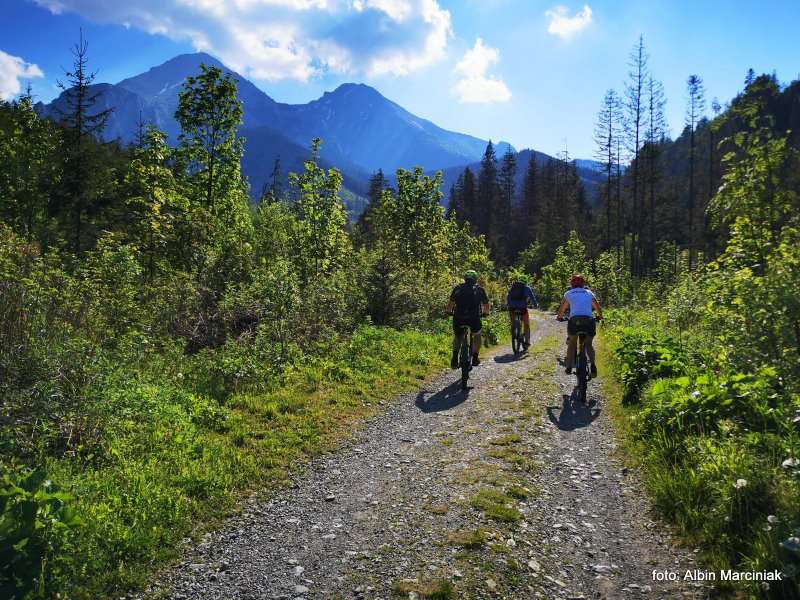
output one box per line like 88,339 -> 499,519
546,392 -> 601,431
493,352 -> 527,364
415,381 -> 469,413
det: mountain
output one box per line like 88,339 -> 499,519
437,149 -> 605,207
39,52 -> 517,204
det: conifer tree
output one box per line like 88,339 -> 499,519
55,30 -> 113,253
686,74 -> 705,268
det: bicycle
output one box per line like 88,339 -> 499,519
456,325 -> 473,391
510,309 -> 526,356
560,317 -> 598,403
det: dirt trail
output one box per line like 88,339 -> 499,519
140,315 -> 709,600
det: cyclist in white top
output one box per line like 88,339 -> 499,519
557,274 -> 603,376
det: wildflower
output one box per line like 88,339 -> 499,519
734,478 -> 747,489
691,390 -> 701,398
768,515 -> 779,524
782,457 -> 799,469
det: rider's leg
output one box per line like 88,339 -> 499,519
472,318 -> 482,366
472,332 -> 482,356
587,335 -> 598,375
522,310 -> 531,345
451,326 -> 462,369
565,334 -> 577,373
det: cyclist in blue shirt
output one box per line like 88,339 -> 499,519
557,274 -> 603,376
506,274 -> 539,350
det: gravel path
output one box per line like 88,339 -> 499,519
140,315 -> 709,600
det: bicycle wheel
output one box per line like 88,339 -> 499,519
460,329 -> 471,390
511,316 -> 521,355
576,335 -> 588,403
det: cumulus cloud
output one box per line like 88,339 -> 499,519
452,38 -> 510,104
0,50 -> 44,101
545,4 -> 593,39
32,0 -> 452,81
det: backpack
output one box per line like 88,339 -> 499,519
452,283 -> 480,318
509,281 -> 526,302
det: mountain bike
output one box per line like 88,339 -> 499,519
561,317 -> 597,403
457,325 -> 473,391
511,309 -> 526,355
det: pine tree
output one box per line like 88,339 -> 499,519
686,74 -> 705,269
643,76 -> 667,271
624,35 -> 649,275
496,147 -> 517,263
477,142 -> 500,256
461,166 -> 477,228
519,153 -> 539,247
260,156 -> 283,204
55,30 -> 113,253
594,89 -> 622,253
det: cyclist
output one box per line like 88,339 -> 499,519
506,274 -> 539,350
556,274 -> 603,377
447,270 -> 490,369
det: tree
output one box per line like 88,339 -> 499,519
124,125 -> 186,281
643,76 -> 667,271
624,35 -> 649,275
496,147 -> 517,263
594,89 -> 622,253
477,141 -> 500,256
175,64 -> 244,216
260,156 -> 283,204
54,30 -> 113,253
685,74 -> 705,269
0,89 -> 59,243
289,138 -> 350,283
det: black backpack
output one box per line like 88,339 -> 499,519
452,283 -> 480,318
508,281 -> 526,302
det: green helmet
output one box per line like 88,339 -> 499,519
515,274 -> 529,284
464,269 -> 478,281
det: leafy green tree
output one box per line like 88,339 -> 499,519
124,125 -> 187,281
289,138 -> 351,283
0,91 -> 60,243
175,65 -> 245,216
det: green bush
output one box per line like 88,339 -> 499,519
613,327 -> 689,404
0,467 -> 81,599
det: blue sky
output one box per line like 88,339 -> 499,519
1,0 -> 798,159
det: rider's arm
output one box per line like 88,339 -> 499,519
527,287 -> 538,308
480,288 -> 490,317
592,298 -> 603,319
557,298 -> 569,319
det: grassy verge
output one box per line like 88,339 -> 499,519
597,313 -> 800,599
17,313 -> 509,598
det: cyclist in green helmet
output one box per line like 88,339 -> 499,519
446,270 -> 490,369
507,274 -> 539,350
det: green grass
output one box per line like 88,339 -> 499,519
391,578 -> 456,599
469,488 -> 522,522
32,324 -> 464,598
446,528 -> 488,549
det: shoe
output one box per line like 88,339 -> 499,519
565,367 -> 572,375
451,351 -> 459,369
590,364 -> 598,377
472,353 -> 481,367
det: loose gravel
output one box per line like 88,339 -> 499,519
137,315 -> 709,600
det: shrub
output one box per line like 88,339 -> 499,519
613,327 -> 689,404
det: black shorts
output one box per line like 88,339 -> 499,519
568,315 -> 596,337
453,315 -> 482,334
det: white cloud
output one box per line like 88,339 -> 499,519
545,4 -> 593,40
32,0 -> 452,82
0,50 -> 44,101
452,38 -> 511,104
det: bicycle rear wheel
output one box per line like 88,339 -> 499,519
576,335 -> 588,403
460,329 -> 471,390
511,316 -> 522,355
